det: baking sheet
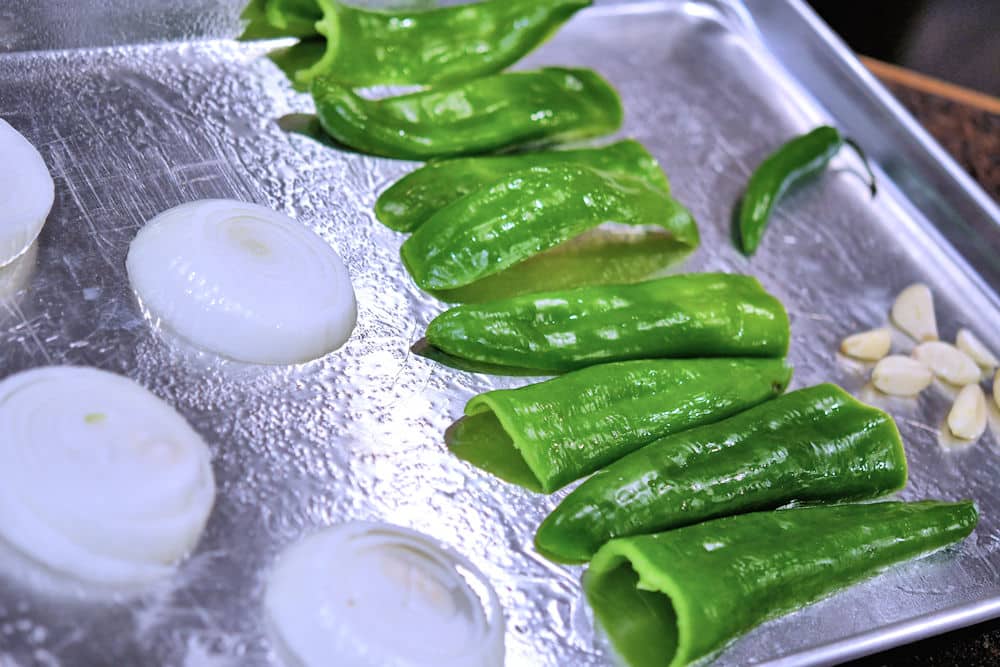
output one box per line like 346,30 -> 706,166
0,1 -> 999,665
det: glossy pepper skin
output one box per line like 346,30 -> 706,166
585,500 -> 977,667
375,140 -> 669,233
296,0 -> 592,88
447,357 -> 792,493
401,164 -> 696,291
739,125 -> 876,255
311,67 -> 624,160
536,383 -> 907,563
268,0 -> 322,37
425,273 -> 789,373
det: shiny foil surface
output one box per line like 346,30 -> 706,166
0,1 -> 998,665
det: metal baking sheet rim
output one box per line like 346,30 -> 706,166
734,0 -> 1000,662
719,0 -> 1000,662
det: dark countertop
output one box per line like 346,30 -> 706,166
863,57 -> 1000,203
844,58 -> 1000,667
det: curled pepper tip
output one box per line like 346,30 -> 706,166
843,137 -> 878,199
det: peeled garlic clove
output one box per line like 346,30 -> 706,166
872,355 -> 933,396
956,329 -> 998,368
947,384 -> 987,441
891,283 -> 938,342
840,328 -> 892,361
912,341 -> 981,386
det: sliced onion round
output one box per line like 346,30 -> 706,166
0,241 -> 37,300
0,119 -> 54,267
266,522 -> 505,667
126,199 -> 357,365
0,366 -> 216,586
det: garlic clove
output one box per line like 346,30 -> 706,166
891,283 -> 938,342
947,384 -> 987,441
956,329 -> 998,369
912,341 -> 981,386
872,355 -> 933,396
840,328 -> 892,361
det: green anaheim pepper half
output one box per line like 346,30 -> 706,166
400,163 -> 696,291
425,273 -> 789,374
311,67 -> 624,160
239,0 -> 316,40
375,139 -> 669,233
242,0 -> 590,87
585,500 -> 977,667
536,383 -> 907,563
296,0 -> 591,88
447,357 -> 792,493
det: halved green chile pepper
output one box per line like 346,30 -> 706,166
267,0 -> 323,37
585,500 -> 977,667
281,0 -> 592,88
376,139 -> 669,232
536,383 -> 906,563
425,273 -> 788,373
447,358 -> 792,493
739,125 -> 876,255
423,229 -> 695,305
401,164 -> 696,291
312,67 -> 624,160
239,0 -> 296,40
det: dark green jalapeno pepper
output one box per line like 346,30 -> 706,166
536,383 -> 907,563
376,139 -> 669,232
424,273 -> 788,374
447,357 -> 792,493
400,164 -> 696,291
585,500 -> 977,667
311,67 -> 624,160
739,125 -> 876,255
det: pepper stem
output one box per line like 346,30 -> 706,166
844,137 -> 878,199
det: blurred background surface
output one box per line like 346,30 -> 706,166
809,0 -> 999,96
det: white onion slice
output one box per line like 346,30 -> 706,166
0,119 -> 54,267
126,199 -> 357,365
0,366 -> 215,586
0,241 -> 37,300
265,522 -> 505,667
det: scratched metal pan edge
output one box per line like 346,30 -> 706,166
0,0 -> 999,665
